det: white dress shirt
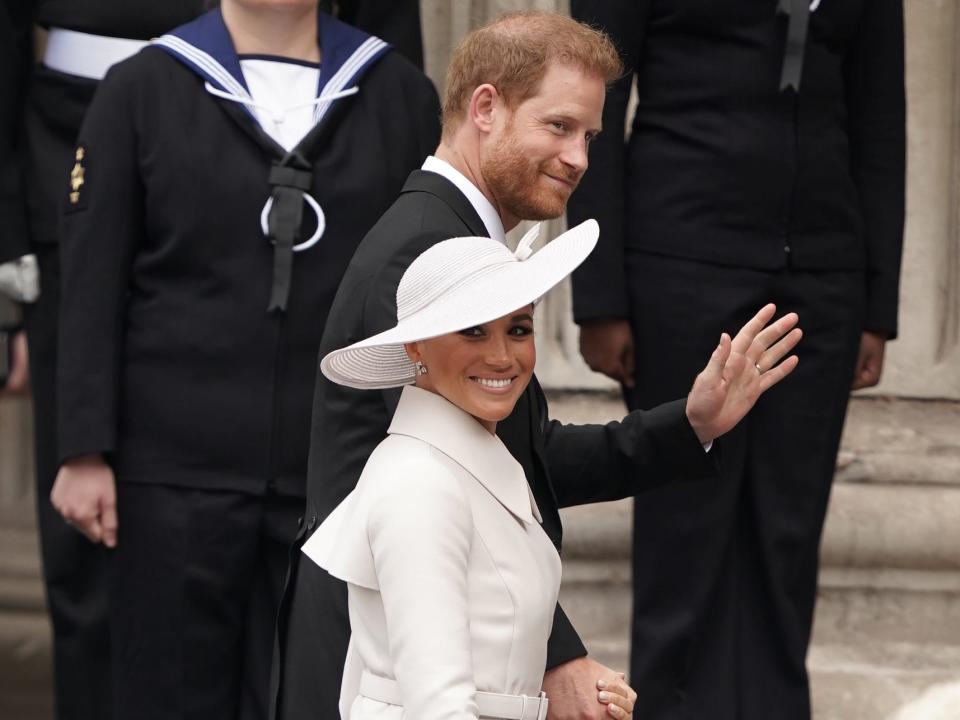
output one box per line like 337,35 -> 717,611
303,386 -> 561,719
421,156 -> 507,245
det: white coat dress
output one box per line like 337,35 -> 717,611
302,385 -> 562,719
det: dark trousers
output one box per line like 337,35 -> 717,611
21,66 -> 112,720
274,534 -> 350,720
624,252 -> 865,720
25,244 -> 113,720
111,482 -> 301,720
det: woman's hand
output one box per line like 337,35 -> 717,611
543,657 -> 636,719
50,453 -> 118,548
597,673 -> 636,718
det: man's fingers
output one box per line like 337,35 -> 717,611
749,312 -> 800,359
622,341 -> 635,389
759,355 -> 799,392
757,328 -> 803,372
731,303 -> 776,354
74,512 -> 103,544
852,365 -> 881,390
101,498 -> 119,549
702,333 -> 731,384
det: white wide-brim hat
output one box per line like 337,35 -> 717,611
321,219 -> 599,390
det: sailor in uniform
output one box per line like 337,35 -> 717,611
48,2 -> 439,718
2,5 -> 206,719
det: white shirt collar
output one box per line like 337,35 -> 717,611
421,156 -> 507,245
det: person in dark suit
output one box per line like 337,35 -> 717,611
274,11 -> 803,720
566,1 -> 905,718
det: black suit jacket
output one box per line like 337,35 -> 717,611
277,170 -> 718,705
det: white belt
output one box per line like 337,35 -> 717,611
43,28 -> 148,80
359,671 -> 549,720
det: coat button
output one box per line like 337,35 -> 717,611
307,513 -> 318,531
297,515 -> 304,529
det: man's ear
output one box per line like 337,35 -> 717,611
468,83 -> 500,135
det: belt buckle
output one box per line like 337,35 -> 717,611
536,691 -> 549,720
522,691 -> 548,720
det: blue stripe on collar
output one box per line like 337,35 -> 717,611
153,9 -> 249,96
151,8 -> 391,125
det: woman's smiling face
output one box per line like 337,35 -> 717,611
404,306 -> 536,433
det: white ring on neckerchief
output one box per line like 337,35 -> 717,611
260,193 -> 326,252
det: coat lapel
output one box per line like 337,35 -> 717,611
388,386 -> 543,525
400,171 -> 489,238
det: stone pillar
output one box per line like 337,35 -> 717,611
0,397 -> 35,526
875,0 -> 960,400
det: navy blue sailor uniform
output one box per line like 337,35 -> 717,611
3,4 -> 206,720
56,9 -> 440,719
567,1 -> 905,719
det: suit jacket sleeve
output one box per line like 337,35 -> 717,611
535,379 -> 718,508
57,64 -> 144,462
0,1 -> 34,265
843,0 -> 906,338
566,0 -> 648,323
367,459 -> 480,719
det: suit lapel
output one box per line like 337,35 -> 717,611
400,170 -> 488,237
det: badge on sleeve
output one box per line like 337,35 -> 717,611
66,146 -> 88,212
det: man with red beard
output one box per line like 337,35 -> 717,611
273,11 -> 801,720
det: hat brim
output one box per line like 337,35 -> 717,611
321,220 -> 598,390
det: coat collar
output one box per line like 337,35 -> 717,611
151,8 -> 389,126
420,156 -> 506,244
388,385 -> 543,525
399,170 -> 489,238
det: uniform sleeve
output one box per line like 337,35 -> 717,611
57,65 -> 145,462
566,0 -> 647,323
843,0 -> 906,338
0,1 -> 34,266
367,460 -> 479,720
534,379 -> 718,507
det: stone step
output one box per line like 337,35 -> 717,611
809,642 -> 960,720
570,633 -> 960,720
0,610 -> 53,720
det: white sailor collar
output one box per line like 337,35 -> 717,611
152,7 -> 389,126
389,385 -> 542,525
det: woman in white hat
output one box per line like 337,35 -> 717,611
302,219 -> 799,720
302,219 -> 640,720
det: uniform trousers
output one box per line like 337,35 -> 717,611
624,252 -> 865,720
275,538 -> 350,720
25,244 -> 113,720
110,482 -> 301,720
21,65 -> 112,720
